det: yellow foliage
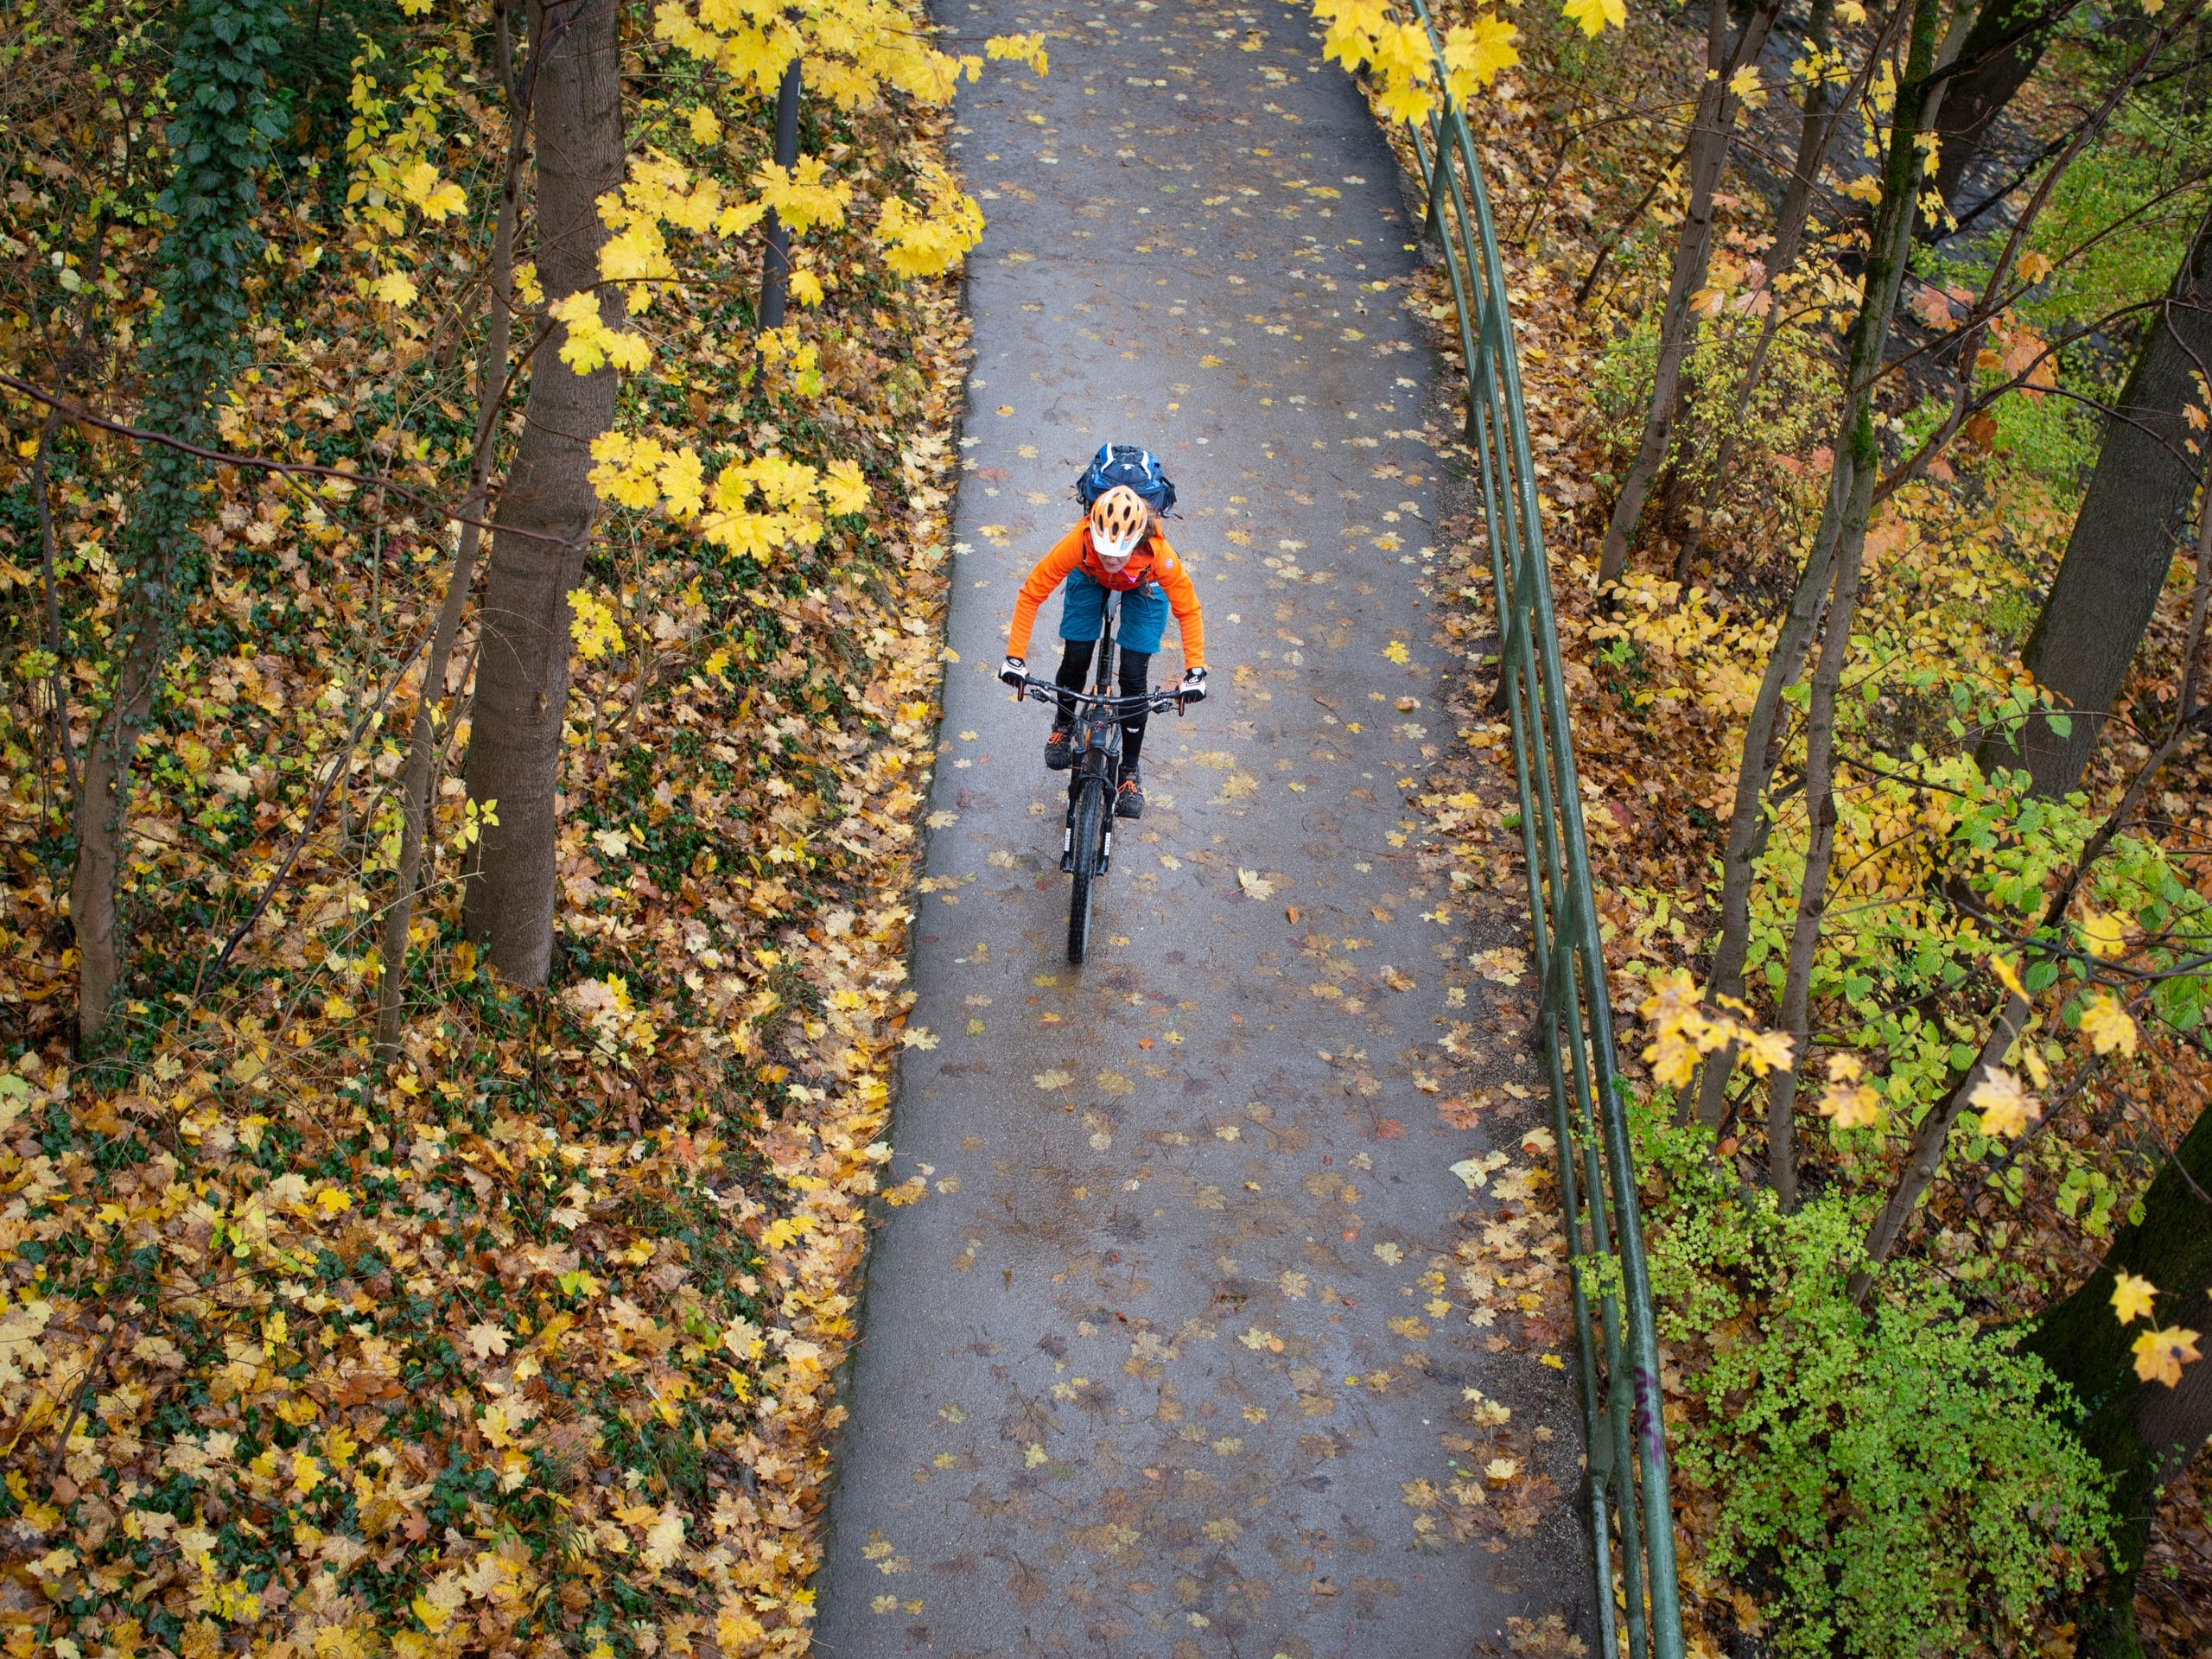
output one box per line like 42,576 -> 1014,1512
1312,3 -> 1531,122
569,590 -> 625,662
2110,1272 -> 2158,1325
985,30 -> 1050,76
1637,969 -> 1796,1090
751,153 -> 855,235
1815,1053 -> 1884,1130
2133,1325 -> 2202,1387
1561,0 -> 1628,37
2078,991 -> 2137,1058
1967,1066 -> 2040,1140
550,291 -> 652,375
1443,19 -> 1522,99
2078,909 -> 2127,958
876,162 -> 985,279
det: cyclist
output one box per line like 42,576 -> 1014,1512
997,484 -> 1207,820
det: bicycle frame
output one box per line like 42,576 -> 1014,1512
1010,594 -> 1185,960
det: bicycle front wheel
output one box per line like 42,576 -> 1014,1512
1067,776 -> 1104,965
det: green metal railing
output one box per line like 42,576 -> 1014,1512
1396,6 -> 1684,1656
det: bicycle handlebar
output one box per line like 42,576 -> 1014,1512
1011,672 -> 1189,716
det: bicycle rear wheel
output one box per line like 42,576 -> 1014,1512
1067,775 -> 1104,964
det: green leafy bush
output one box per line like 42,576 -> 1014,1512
1637,1108 -> 2114,1658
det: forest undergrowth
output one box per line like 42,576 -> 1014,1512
1343,2 -> 2212,1655
0,3 -> 980,1653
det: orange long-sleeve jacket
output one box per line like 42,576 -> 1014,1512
1006,522 -> 1206,668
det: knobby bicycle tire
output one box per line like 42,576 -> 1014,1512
1067,776 -> 1104,964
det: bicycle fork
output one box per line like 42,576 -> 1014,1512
1061,726 -> 1118,876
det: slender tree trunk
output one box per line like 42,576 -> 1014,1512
72,642 -> 161,1039
1676,0 -> 1844,582
1760,476 -> 1869,1204
758,57 -> 801,329
2026,1100 -> 2212,1658
1694,0 -> 1958,1127
1598,0 -> 1783,586
70,0 -> 283,1041
1985,195 -> 2212,796
1925,0 -> 2073,224
461,0 -> 624,986
378,0 -> 528,1052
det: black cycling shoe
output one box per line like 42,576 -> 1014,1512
1115,770 -> 1144,820
1045,726 -> 1074,771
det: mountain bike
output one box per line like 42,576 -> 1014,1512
1010,594 -> 1191,964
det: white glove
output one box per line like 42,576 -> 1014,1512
998,655 -> 1027,690
1179,666 -> 1209,705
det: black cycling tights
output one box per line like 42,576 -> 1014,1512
1054,639 -> 1153,772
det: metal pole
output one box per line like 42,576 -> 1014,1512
759,54 -> 802,329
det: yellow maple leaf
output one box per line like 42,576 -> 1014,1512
641,1504 -> 687,1571
398,160 -> 465,221
2110,1271 -> 2158,1326
1967,1065 -> 2039,1139
688,106 -> 721,145
1442,17 -> 1520,97
369,271 -> 418,307
1560,0 -> 1627,37
1735,1027 -> 1796,1077
1988,952 -> 2026,1000
1727,65 -> 1766,107
2132,1325 -> 2200,1387
1816,1052 -> 1882,1130
2079,990 -> 2137,1058
2078,910 -> 2126,958
1384,639 -> 1411,664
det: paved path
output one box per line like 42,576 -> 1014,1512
817,4 -> 1592,1655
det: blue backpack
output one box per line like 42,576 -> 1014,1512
1074,442 -> 1176,517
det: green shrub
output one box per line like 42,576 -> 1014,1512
1636,1107 -> 2113,1658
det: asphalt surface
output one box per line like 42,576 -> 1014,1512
816,4 -> 1594,1654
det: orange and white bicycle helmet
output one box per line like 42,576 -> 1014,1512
1087,485 -> 1151,572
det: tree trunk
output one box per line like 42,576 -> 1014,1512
1927,0 -> 2071,222
1985,196 -> 2212,797
2027,1100 -> 2212,1658
758,57 -> 801,329
1694,0 -> 1957,1127
70,0 -> 283,1041
378,0 -> 527,1051
1597,0 -> 1782,586
1851,988 -> 2031,1294
1760,478 -> 1869,1205
461,0 -> 624,986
